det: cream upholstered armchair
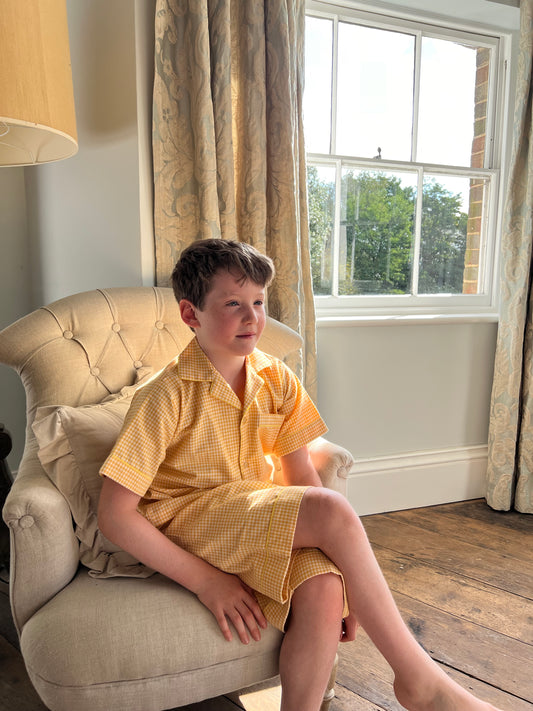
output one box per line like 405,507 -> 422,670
0,287 -> 354,711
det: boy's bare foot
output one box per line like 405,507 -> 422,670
393,667 -> 503,711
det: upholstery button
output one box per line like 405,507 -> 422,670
155,321 -> 164,330
19,515 -> 35,529
134,360 -> 143,369
63,330 -> 73,339
112,323 -> 121,332
90,367 -> 100,376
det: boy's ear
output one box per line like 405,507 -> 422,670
179,299 -> 200,328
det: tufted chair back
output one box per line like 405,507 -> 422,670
0,287 -> 303,443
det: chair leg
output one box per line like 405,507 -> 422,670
320,652 -> 338,711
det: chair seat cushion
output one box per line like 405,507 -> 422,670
21,570 -> 282,711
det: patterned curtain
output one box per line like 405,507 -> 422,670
152,0 -> 318,398
486,0 -> 533,513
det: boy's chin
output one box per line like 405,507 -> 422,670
235,336 -> 259,352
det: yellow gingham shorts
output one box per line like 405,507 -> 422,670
160,480 -> 348,631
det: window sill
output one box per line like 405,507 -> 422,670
316,312 -> 499,327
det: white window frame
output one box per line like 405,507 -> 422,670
305,0 -> 514,323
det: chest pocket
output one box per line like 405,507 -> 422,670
257,414 -> 285,454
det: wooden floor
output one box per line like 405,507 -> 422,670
1,499 -> 532,710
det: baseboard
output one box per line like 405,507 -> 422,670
346,445 -> 488,516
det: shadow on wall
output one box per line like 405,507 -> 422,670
70,0 -> 138,140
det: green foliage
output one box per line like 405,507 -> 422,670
419,179 -> 468,294
341,171 -> 414,295
307,166 -> 335,295
307,167 -> 469,296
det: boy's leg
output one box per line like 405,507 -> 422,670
279,573 -> 344,711
293,488 -> 502,711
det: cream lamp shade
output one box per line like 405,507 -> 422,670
0,0 -> 78,166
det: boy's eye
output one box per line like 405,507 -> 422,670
226,300 -> 239,306
255,300 -> 264,306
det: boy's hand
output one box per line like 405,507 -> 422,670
340,612 -> 359,642
195,570 -> 268,644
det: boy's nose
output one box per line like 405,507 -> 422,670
243,305 -> 258,323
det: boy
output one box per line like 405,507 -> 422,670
98,239 -> 501,711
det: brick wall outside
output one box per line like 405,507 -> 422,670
463,47 -> 490,294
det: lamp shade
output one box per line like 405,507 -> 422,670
0,0 -> 78,166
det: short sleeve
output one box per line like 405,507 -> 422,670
100,374 -> 180,497
269,362 -> 328,457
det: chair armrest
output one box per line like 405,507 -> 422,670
2,440 -> 79,634
271,437 -> 354,495
308,437 -> 354,495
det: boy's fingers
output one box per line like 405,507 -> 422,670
244,591 -> 268,629
215,611 -> 233,642
340,615 -> 358,642
238,604 -> 262,642
228,609 -> 251,644
202,575 -> 267,644
222,603 -> 263,645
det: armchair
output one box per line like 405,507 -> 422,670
0,287 -> 354,711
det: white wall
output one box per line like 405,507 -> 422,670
0,169 -> 32,469
317,322 -> 497,457
316,321 -> 498,513
25,0 -> 143,308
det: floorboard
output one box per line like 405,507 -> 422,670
0,499 -> 531,710
362,516 -> 533,597
0,635 -> 47,711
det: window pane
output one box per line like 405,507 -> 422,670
419,175 -> 489,294
339,169 -> 417,295
418,39 -> 487,167
336,23 -> 415,161
304,17 -> 333,154
308,164 -> 336,295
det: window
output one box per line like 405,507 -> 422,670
304,2 -> 510,318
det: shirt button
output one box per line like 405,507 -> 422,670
63,330 -> 73,339
112,323 -> 121,332
90,367 -> 100,376
155,321 -> 164,330
134,360 -> 143,369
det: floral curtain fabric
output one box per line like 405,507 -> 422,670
152,0 -> 318,397
486,0 -> 533,513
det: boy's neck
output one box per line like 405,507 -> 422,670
197,340 -> 247,404
216,357 -> 247,405
226,363 -> 247,405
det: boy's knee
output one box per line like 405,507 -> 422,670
295,488 -> 365,551
292,573 -> 344,621
302,487 -> 361,534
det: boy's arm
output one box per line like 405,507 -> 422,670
97,477 -> 267,644
279,445 -> 323,487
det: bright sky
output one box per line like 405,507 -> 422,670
304,16 -> 481,211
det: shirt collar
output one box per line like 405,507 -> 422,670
176,337 -> 216,381
247,348 -> 274,374
177,338 -> 275,409
177,337 -> 275,381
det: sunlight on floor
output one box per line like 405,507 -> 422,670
227,678 -> 282,711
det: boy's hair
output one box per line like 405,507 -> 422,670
171,239 -> 275,308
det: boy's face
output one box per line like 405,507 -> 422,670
179,269 -> 266,366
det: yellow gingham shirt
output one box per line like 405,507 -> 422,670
100,338 -> 349,630
101,337 -> 328,524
